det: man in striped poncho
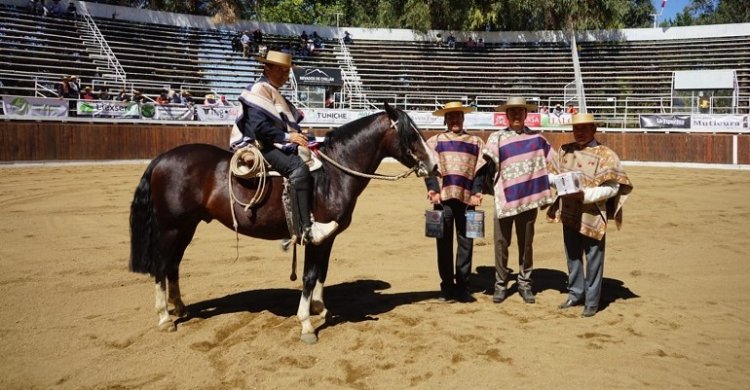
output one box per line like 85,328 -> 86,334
425,102 -> 487,303
484,97 -> 556,304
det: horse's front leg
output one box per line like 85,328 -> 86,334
155,278 -> 176,332
297,241 -> 334,344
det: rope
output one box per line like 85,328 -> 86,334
228,146 -> 268,260
317,150 -> 418,181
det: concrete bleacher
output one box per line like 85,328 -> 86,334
346,39 -> 575,111
0,4 -> 97,96
578,35 -> 750,115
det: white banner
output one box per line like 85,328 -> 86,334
1,95 -> 68,117
300,109 -> 373,125
195,105 -> 241,122
77,100 -> 141,117
153,104 -> 194,120
691,114 -> 748,131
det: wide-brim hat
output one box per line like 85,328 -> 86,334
256,51 -> 293,68
495,96 -> 538,112
433,101 -> 475,116
572,113 -> 596,125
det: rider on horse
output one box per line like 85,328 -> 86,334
229,50 -> 338,245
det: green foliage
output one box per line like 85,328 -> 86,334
126,0 -> 747,29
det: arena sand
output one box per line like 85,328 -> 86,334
1,163 -> 749,389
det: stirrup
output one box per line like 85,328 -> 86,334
302,221 -> 339,245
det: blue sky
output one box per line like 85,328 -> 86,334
654,0 -> 692,22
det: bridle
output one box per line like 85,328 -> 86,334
316,119 -> 430,181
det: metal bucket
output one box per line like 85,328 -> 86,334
425,210 -> 444,238
465,210 -> 485,239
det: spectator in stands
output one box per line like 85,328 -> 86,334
241,31 -> 251,58
567,104 -> 578,115
485,97 -> 555,305
47,0 -> 64,17
343,31 -> 353,45
539,105 -> 549,114
447,32 -> 456,50
435,33 -> 443,47
181,91 -> 194,106
132,90 -> 145,103
553,104 -> 564,116
204,94 -> 218,106
169,89 -> 182,104
155,90 -> 170,105
252,29 -> 263,49
116,89 -> 129,102
29,0 -> 42,15
231,32 -> 241,53
465,37 -> 476,51
219,95 -> 231,106
258,44 -> 268,58
300,30 -> 309,43
311,31 -> 323,49
698,91 -> 709,113
325,90 -> 334,108
230,50 -> 338,245
477,38 -> 485,51
98,88 -> 110,101
80,86 -> 95,101
67,76 -> 80,98
57,76 -> 71,98
66,1 -> 77,18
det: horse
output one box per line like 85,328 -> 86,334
129,103 -> 438,343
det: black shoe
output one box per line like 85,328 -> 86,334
581,306 -> 598,317
492,288 -> 507,304
455,290 -> 476,303
519,288 -> 536,304
558,299 -> 578,310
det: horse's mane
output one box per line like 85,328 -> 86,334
323,107 -> 419,152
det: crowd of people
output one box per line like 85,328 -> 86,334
28,0 -> 77,18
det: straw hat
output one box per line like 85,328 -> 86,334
572,113 -> 596,125
256,51 -> 293,67
432,101 -> 475,116
495,96 -> 538,112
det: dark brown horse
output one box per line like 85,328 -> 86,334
129,103 -> 438,343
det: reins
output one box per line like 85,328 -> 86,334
315,119 -> 420,181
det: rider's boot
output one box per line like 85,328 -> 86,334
291,175 -> 338,245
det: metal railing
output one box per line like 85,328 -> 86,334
77,2 -> 126,84
336,36 -> 377,110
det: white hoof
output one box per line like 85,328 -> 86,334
158,320 -> 176,332
300,332 -> 318,344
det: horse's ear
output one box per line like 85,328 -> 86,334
383,101 -> 398,119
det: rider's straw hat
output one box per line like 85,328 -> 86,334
572,113 -> 596,125
432,101 -> 475,116
256,51 -> 293,68
495,96 -> 538,112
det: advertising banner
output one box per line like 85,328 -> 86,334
293,67 -> 344,86
540,113 -> 573,127
196,105 -> 241,122
493,113 -> 541,128
153,104 -> 194,120
1,96 -> 68,117
691,114 -> 747,131
300,109 -> 373,125
639,115 -> 691,129
77,100 -> 140,117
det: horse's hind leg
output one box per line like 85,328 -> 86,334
166,222 -> 198,318
154,277 -> 175,332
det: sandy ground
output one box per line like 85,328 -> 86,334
1,162 -> 749,389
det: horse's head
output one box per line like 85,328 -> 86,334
383,102 -> 439,177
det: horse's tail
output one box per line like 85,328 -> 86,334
129,155 -> 163,276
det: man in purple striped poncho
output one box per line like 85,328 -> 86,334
484,97 -> 556,304
425,102 -> 487,303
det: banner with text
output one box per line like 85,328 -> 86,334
300,109 -> 373,125
1,96 -> 68,117
77,100 -> 140,117
639,115 -> 691,129
690,114 -> 747,131
196,105 -> 241,122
